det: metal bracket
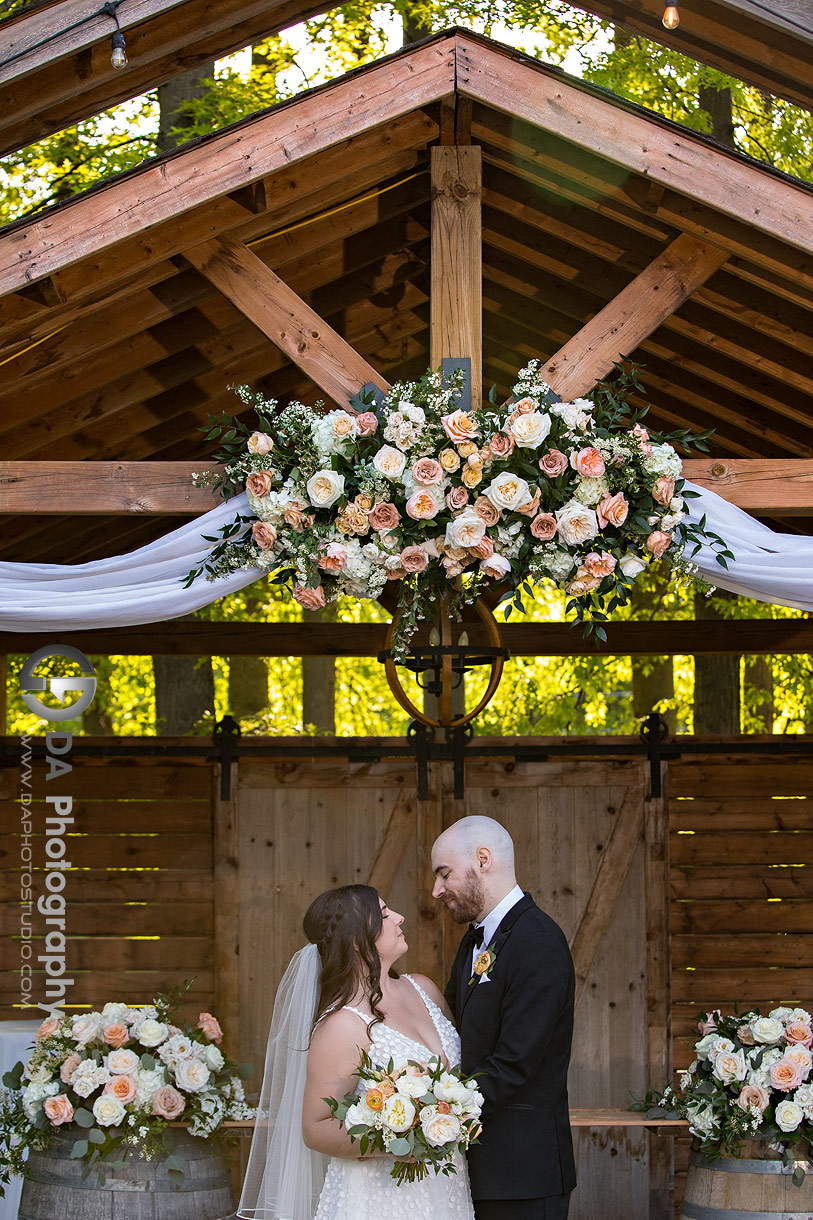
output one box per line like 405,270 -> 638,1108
446,722 -> 474,799
212,715 -> 241,800
640,711 -> 670,798
407,720 -> 434,800
441,357 -> 472,411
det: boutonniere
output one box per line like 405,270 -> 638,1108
469,947 -> 497,986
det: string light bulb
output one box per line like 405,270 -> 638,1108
661,3 -> 680,28
102,2 -> 128,69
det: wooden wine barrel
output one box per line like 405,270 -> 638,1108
19,1126 -> 235,1220
680,1139 -> 813,1219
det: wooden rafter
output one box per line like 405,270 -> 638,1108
184,235 -> 389,412
430,146 -> 482,409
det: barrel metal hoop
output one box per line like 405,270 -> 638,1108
689,1151 -> 813,1175
682,1206 -> 813,1220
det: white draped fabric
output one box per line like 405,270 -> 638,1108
0,483 -> 811,631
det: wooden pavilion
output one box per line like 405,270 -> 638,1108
1,22 -> 813,1219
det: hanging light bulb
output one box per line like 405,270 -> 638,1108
661,3 -> 680,28
110,29 -> 128,68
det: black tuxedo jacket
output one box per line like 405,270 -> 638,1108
445,893 -> 576,1201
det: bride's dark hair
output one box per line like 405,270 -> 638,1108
304,884 -> 391,1032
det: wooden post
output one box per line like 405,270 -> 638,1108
212,763 -> 241,1058
430,146 -> 482,410
644,760 -> 673,1220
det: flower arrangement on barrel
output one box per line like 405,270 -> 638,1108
632,1004 -> 813,1185
186,361 -> 731,656
0,983 -> 254,1195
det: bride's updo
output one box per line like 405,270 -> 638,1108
304,884 -> 388,1032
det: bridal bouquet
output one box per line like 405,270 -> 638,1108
632,1004 -> 813,1185
0,982 -> 254,1194
325,1051 -> 483,1183
186,361 -> 731,656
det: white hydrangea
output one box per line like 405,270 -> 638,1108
535,546 -> 575,582
573,475 -> 609,507
101,1002 -> 133,1026
312,410 -> 358,455
70,1060 -> 111,1098
383,411 -> 423,451
22,1080 -> 60,1121
794,1083 -> 813,1119
188,1092 -> 226,1137
643,443 -> 682,480
134,1067 -> 167,1107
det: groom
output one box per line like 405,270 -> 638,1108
432,815 -> 576,1219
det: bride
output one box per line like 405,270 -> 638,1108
237,883 -> 475,1220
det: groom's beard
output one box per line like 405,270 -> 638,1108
443,868 -> 487,924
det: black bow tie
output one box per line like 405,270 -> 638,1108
467,923 -> 485,949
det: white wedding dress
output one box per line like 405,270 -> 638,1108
314,975 -> 475,1220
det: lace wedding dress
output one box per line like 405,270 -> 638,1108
314,975 -> 475,1220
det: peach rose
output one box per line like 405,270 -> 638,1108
36,1017 -> 60,1040
355,412 -> 379,437
461,465 -> 483,489
400,545 -> 428,573
104,1074 -> 137,1104
152,1085 -> 186,1120
770,1058 -> 804,1091
252,521 -> 277,551
632,423 -> 652,455
442,557 -> 464,577
43,1094 -> 74,1126
481,552 -> 511,579
785,1044 -> 812,1073
283,500 -> 308,530
441,410 -> 479,443
439,448 -> 461,473
646,530 -> 673,559
516,487 -> 541,517
60,1052 -> 82,1084
198,1013 -> 224,1043
386,565 -> 407,581
736,1084 -> 769,1114
785,1021 -> 813,1047
572,447 -> 606,478
583,551 -> 617,579
530,513 -> 557,541
318,542 -> 347,573
539,449 -> 568,477
377,1079 -> 396,1099
369,502 -> 400,532
102,1022 -> 130,1049
596,491 -> 629,529
446,486 -> 469,511
293,584 -> 326,611
473,496 -> 500,526
471,535 -> 494,560
406,489 -> 441,521
458,441 -> 478,458
652,476 -> 676,507
411,458 -> 444,486
247,431 -> 274,455
489,432 -> 514,457
246,471 -> 273,498
513,397 -> 536,414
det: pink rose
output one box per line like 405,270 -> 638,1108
770,1058 -> 804,1091
283,500 -> 308,530
411,458 -> 444,486
441,410 -> 479,443
516,487 -> 541,517
736,1084 -> 768,1114
489,432 -> 514,457
471,535 -> 494,560
60,1052 -> 82,1084
652,476 -> 676,507
785,1021 -> 813,1047
247,431 -> 274,455
530,513 -> 557,541
481,552 -> 511,579
697,1011 -> 721,1036
102,1022 -> 130,1049
646,530 -> 673,559
422,537 -> 442,559
400,545 -> 428,573
446,486 -> 469,511
104,1074 -> 137,1104
152,1085 -> 186,1120
36,1017 -> 60,1040
355,412 -> 379,437
406,489 -> 441,521
737,1025 -> 756,1046
317,542 -> 347,573
246,471 -> 273,498
386,565 -> 407,580
442,557 -> 464,577
596,491 -> 629,529
571,447 -> 606,478
566,567 -> 602,595
513,397 -> 536,414
198,1013 -> 224,1043
583,551 -> 617,579
539,449 -> 568,477
293,584 -> 326,611
252,521 -> 277,551
473,496 -> 500,526
369,502 -> 400,532
43,1094 -> 74,1126
633,423 -> 652,455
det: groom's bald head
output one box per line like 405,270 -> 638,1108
431,816 -> 517,923
435,816 -> 515,871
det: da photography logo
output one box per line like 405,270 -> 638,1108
19,645 -> 97,722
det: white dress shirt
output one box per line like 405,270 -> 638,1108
471,884 -> 524,974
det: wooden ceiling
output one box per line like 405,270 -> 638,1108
1,30 -> 812,562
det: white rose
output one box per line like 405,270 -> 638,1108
509,411 -> 552,449
551,401 -> 590,432
175,1058 -> 211,1093
751,1017 -> 784,1044
794,1083 -> 813,1118
695,1033 -> 721,1062
101,1002 -> 132,1025
345,1098 -> 380,1129
712,1038 -> 735,1055
713,1049 -> 747,1084
24,1063 -> 54,1084
485,471 -> 531,512
372,445 -> 408,480
136,1019 -> 168,1048
306,469 -> 345,508
775,1099 -> 804,1132
420,1109 -> 461,1147
619,552 -> 647,579
135,1067 -> 166,1107
107,1048 -> 140,1075
555,500 -> 598,547
92,1094 -> 126,1127
445,508 -> 487,550
396,1073 -> 431,1098
203,1045 -> 225,1071
71,1014 -> 102,1045
688,1104 -> 716,1138
381,1093 -> 416,1133
247,431 -> 274,456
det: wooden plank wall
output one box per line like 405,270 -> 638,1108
669,745 -> 813,1215
0,745 -> 215,1022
